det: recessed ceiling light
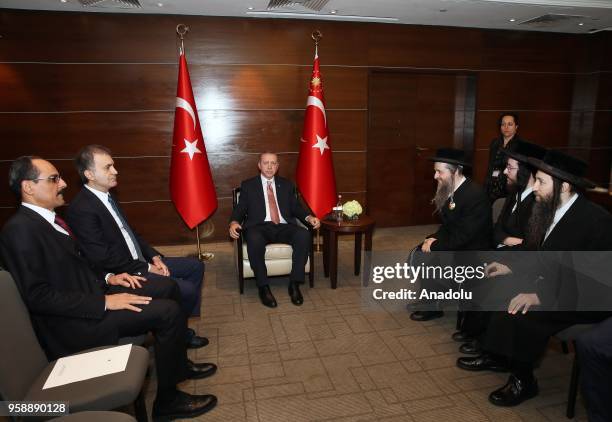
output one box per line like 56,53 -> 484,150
330,9 -> 337,14
578,22 -> 584,26
60,0 -> 67,3
509,18 -> 516,22
248,6 -> 254,10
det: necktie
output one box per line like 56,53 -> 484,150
267,181 -> 281,224
107,195 -> 146,262
54,215 -> 74,238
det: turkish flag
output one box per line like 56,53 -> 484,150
170,52 -> 217,229
296,50 -> 337,218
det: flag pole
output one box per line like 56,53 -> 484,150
311,30 -> 323,253
176,23 -> 214,262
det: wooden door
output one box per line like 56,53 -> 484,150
367,71 -> 474,227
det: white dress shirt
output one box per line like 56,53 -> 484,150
511,186 -> 534,214
542,193 -> 579,243
260,175 -> 287,224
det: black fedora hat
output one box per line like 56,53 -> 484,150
428,148 -> 471,167
527,150 -> 596,189
502,140 -> 547,163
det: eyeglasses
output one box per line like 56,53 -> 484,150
29,174 -> 63,184
505,164 -> 519,171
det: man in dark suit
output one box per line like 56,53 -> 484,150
229,152 -> 320,308
457,150 -> 612,407
0,156 -> 217,419
410,148 -> 492,322
577,317 -> 612,422
65,145 -> 206,349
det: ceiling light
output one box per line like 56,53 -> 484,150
156,2 -> 163,6
509,18 -> 516,22
330,9 -> 337,14
578,22 -> 584,25
248,6 -> 254,10
60,0 -> 68,3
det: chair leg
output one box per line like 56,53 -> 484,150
456,311 -> 464,331
566,343 -> 580,419
239,272 -> 244,294
309,247 -> 314,288
134,388 -> 148,422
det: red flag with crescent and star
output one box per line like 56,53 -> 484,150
296,48 -> 337,218
169,52 -> 217,229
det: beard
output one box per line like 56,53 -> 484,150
506,179 -> 518,195
432,179 -> 453,214
525,185 -> 561,249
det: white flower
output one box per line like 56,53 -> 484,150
343,200 -> 363,217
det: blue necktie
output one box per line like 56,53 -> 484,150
107,195 -> 146,262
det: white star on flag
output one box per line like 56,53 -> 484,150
311,134 -> 330,155
181,138 -> 202,160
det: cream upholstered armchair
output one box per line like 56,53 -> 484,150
232,187 -> 314,294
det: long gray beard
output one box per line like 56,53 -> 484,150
432,180 -> 453,214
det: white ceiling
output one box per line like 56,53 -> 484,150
1,0 -> 612,33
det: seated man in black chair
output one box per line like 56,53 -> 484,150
229,152 -> 320,308
0,156 -> 217,420
410,148 -> 492,322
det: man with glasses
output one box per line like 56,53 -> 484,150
0,156 -> 218,419
229,152 -> 320,308
65,144 -> 207,349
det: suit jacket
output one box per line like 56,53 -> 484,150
518,195 -> 612,310
492,190 -> 535,247
430,178 -> 492,251
0,206 -> 117,360
66,187 -> 159,275
230,175 -> 309,228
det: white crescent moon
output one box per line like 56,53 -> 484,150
176,97 -> 197,130
306,95 -> 326,127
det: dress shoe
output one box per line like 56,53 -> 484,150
153,390 -> 217,421
459,340 -> 481,355
489,374 -> 538,407
288,282 -> 303,306
187,335 -> 209,349
451,331 -> 474,343
258,285 -> 277,308
456,354 -> 509,372
186,359 -> 217,380
410,310 -> 444,321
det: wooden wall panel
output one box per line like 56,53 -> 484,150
0,9 -> 609,244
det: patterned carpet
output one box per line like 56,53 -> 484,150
146,225 -> 588,422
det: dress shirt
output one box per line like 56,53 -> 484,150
22,202 -> 70,236
260,175 -> 287,224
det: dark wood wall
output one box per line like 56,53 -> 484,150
0,9 -> 609,244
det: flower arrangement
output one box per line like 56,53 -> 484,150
343,200 -> 363,219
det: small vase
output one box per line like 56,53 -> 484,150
346,214 -> 360,221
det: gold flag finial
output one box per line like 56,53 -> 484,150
311,30 -> 322,46
176,24 -> 190,55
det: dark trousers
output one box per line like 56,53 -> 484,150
576,317 -> 612,422
145,256 -> 204,317
483,311 -> 611,366
244,222 -> 310,287
105,277 -> 188,403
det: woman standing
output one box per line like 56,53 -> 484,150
485,113 -> 522,201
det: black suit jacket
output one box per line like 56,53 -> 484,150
430,178 -> 492,251
0,206 -> 117,360
518,196 -> 612,310
493,190 -> 535,247
230,175 -> 309,228
66,187 -> 159,275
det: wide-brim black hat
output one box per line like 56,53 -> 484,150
527,150 -> 596,189
428,148 -> 471,167
502,140 -> 547,163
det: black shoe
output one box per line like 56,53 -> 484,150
456,354 -> 509,372
451,331 -> 474,343
258,285 -> 277,308
187,335 -> 209,349
153,390 -> 217,421
288,282 -> 303,306
186,359 -> 217,380
410,310 -> 444,321
459,340 -> 481,355
489,375 -> 539,407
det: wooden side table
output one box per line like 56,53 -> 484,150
320,215 -> 375,289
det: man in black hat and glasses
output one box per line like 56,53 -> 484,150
409,148 -> 492,322
457,150 -> 612,407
